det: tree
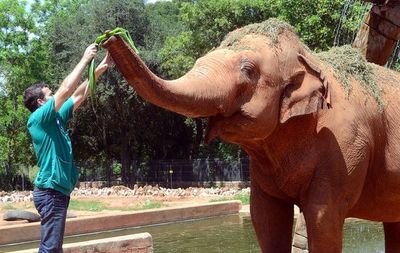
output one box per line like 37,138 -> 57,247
141,0 -> 186,77
269,0 -> 368,51
160,0 -> 271,78
0,0 -> 50,187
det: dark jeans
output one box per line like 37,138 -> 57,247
33,188 -> 70,253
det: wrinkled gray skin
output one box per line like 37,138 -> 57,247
104,19 -> 400,253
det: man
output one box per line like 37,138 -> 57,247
23,43 -> 113,252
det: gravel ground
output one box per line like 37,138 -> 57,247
0,185 -> 250,227
0,185 -> 250,204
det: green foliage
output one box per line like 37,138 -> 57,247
0,96 -> 33,165
395,62 -> 400,72
180,0 -> 271,54
0,201 -> 34,211
112,162 -> 122,177
160,0 -> 271,78
269,0 -> 368,51
160,32 -> 196,78
68,199 -> 164,211
233,192 -> 250,204
0,0 -> 51,182
131,199 -> 163,210
141,0 -> 185,76
0,204 -> 18,210
69,199 -> 106,212
0,0 -> 52,94
210,192 -> 250,205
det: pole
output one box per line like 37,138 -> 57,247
169,166 -> 173,189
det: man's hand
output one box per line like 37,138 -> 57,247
54,43 -> 98,112
81,43 -> 98,64
97,52 -> 114,72
71,52 -> 114,111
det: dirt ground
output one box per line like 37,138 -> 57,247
0,194 -> 225,227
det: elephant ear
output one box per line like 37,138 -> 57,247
280,54 -> 331,124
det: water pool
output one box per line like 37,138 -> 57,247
0,215 -> 384,252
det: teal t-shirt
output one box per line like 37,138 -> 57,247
27,97 -> 78,196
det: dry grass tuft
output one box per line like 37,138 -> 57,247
318,46 -> 383,109
217,19 -> 384,109
219,18 -> 296,49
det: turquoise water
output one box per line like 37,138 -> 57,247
0,215 -> 384,252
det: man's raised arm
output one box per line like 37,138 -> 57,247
71,53 -> 113,111
53,43 -> 97,112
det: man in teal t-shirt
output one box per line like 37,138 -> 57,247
24,44 -> 113,253
27,96 -> 78,196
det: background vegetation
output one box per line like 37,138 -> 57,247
1,0 -> 398,190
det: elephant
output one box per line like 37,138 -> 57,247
103,18 -> 400,252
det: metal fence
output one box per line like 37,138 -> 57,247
77,157 -> 250,187
0,163 -> 35,191
0,158 -> 250,191
145,157 -> 250,185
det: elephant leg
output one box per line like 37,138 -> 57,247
302,208 -> 344,253
383,222 -> 400,253
300,187 -> 348,253
250,182 -> 293,253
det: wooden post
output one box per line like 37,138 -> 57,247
353,0 -> 400,65
363,0 -> 387,4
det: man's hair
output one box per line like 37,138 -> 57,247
23,83 -> 49,112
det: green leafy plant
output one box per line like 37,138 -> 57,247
88,28 -> 139,98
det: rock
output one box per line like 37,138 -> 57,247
3,210 -> 41,222
67,211 -> 77,219
0,186 -> 251,203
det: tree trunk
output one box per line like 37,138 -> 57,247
190,119 -> 204,159
120,135 -> 132,186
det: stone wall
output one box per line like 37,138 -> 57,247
12,233 -> 153,253
0,201 -> 241,245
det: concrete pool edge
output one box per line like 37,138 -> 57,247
10,233 -> 154,253
0,200 -> 241,245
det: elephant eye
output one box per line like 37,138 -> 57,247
240,58 -> 259,82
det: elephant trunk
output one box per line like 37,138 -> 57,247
103,36 -> 227,118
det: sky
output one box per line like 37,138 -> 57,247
145,0 -> 171,4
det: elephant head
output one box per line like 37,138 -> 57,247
103,18 -> 331,145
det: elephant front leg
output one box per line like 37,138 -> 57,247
383,222 -> 400,253
302,198 -> 345,253
250,183 -> 294,253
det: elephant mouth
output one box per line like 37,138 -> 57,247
204,116 -> 218,143
204,115 -> 226,144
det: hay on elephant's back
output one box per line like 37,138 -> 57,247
317,45 -> 384,109
220,18 -> 296,49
